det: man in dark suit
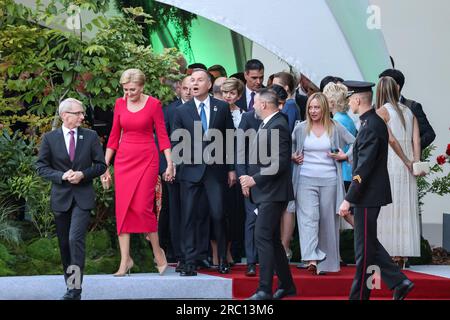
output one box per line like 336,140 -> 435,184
236,110 -> 262,276
36,98 -> 106,300
379,69 -> 436,151
163,76 -> 212,272
240,88 -> 296,300
235,59 -> 265,111
339,81 -> 414,300
161,75 -> 191,271
172,69 -> 236,276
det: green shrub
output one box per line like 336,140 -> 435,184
0,243 -> 14,264
0,201 -> 22,245
85,256 -> 119,275
0,260 -> 15,276
26,238 -> 60,264
409,237 -> 433,265
129,234 -> 155,273
86,229 -> 112,259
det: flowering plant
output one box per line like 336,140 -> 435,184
417,145 -> 450,213
436,144 -> 450,165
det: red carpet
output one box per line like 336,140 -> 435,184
200,265 -> 450,300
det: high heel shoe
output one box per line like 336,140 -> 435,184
113,259 -> 134,277
155,249 -> 168,275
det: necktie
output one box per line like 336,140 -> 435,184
199,102 -> 208,132
257,121 -> 265,133
248,92 -> 255,111
69,130 -> 75,162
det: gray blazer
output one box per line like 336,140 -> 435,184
290,120 -> 355,213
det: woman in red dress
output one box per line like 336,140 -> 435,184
102,69 -> 174,276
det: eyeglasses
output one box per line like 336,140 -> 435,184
65,111 -> 86,117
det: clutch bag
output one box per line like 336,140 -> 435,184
413,161 -> 430,175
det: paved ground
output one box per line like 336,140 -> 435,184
0,267 -> 232,300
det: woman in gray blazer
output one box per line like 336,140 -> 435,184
289,93 -> 355,274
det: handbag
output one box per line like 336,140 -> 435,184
413,161 -> 430,175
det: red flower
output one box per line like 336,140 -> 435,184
446,144 -> 450,156
437,155 -> 447,165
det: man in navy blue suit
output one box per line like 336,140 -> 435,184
235,59 -> 265,111
173,69 -> 236,276
236,110 -> 262,277
36,98 -> 106,300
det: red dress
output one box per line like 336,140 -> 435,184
107,96 -> 171,235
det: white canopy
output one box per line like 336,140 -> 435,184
155,0 -> 391,83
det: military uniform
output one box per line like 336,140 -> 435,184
343,81 -> 412,300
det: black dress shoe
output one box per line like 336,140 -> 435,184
393,279 -> 414,300
245,264 -> 256,277
273,286 -> 297,300
180,264 -> 197,277
196,259 -> 212,269
247,291 -> 273,300
61,289 -> 82,300
218,262 -> 230,274
175,261 -> 185,273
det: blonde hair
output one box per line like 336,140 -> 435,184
120,68 -> 146,86
376,76 -> 405,128
306,92 -> 334,136
323,82 -> 349,113
221,77 -> 244,96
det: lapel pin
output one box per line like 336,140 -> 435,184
213,106 -> 217,112
79,135 -> 84,140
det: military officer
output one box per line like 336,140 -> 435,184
338,81 -> 414,300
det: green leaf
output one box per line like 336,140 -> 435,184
47,4 -> 57,15
62,71 -> 73,87
55,60 -> 65,71
91,18 -> 103,29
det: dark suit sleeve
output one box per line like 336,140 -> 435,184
345,128 -> 379,203
236,113 -> 249,177
172,106 -> 183,149
163,104 -> 171,134
411,102 -> 436,150
81,132 -> 107,182
36,134 -> 65,184
224,106 -> 235,172
252,123 -> 291,186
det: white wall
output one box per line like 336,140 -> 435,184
252,43 -> 291,85
369,0 -> 450,247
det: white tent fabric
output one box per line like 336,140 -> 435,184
155,0 -> 391,83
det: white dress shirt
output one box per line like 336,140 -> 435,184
262,111 -> 280,127
194,96 -> 211,128
245,86 -> 256,109
62,125 -> 78,155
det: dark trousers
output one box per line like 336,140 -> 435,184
167,181 -> 182,261
196,190 -> 211,261
170,182 -> 210,263
158,180 -> 172,257
255,201 -> 294,294
54,202 -> 91,288
181,169 -> 226,266
350,207 -> 407,300
244,198 -> 258,264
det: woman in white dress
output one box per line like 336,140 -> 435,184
375,76 -> 422,268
